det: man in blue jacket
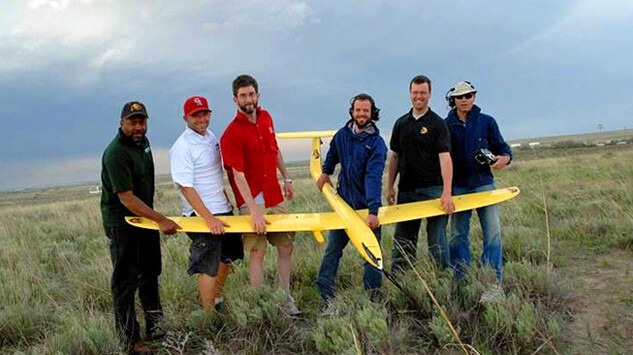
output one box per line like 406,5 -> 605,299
315,93 -> 387,304
445,81 -> 512,282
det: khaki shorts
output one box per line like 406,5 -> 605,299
239,203 -> 295,253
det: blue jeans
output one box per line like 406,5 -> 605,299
391,186 -> 450,274
449,184 -> 503,281
316,228 -> 382,301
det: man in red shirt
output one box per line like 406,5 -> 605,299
220,75 -> 299,315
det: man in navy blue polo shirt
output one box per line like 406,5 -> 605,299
445,81 -> 512,283
387,75 -> 454,274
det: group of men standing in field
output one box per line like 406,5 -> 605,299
100,74 -> 512,354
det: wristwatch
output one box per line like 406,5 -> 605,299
284,179 -> 293,184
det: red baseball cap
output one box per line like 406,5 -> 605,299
183,96 -> 211,116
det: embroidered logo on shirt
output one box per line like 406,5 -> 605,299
420,127 -> 428,135
145,147 -> 151,153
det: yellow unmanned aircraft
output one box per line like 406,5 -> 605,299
126,131 -> 520,270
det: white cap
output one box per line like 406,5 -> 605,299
449,81 -> 477,96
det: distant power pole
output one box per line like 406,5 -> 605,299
598,123 -> 603,134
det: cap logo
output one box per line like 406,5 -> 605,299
130,103 -> 143,112
194,97 -> 203,106
420,127 -> 428,135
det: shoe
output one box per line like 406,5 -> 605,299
129,341 -> 155,355
479,283 -> 506,305
214,297 -> 227,312
145,323 -> 166,341
285,296 -> 302,317
145,325 -> 166,342
320,302 -> 340,317
368,289 -> 383,303
144,310 -> 164,341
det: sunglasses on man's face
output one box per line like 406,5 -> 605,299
454,93 -> 474,100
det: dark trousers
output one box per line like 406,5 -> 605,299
105,226 -> 163,349
316,228 -> 382,301
391,186 -> 450,274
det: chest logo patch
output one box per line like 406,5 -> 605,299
420,127 -> 428,135
145,147 -> 151,153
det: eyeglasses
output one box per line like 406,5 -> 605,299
454,93 -> 474,100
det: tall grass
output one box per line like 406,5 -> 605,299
1,146 -> 632,354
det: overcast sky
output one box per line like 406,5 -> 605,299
1,0 -> 632,190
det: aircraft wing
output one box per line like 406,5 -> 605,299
276,131 -> 335,139
125,187 -> 519,234
126,130 -> 520,270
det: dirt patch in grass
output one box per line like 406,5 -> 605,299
567,250 -> 633,354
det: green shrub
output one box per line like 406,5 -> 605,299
354,305 -> 388,350
428,314 -> 454,347
47,315 -> 120,355
313,318 -> 355,355
0,305 -> 57,346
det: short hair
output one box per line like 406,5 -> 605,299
409,75 -> 432,92
348,93 -> 380,121
232,75 -> 259,97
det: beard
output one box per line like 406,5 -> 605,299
129,129 -> 146,143
132,133 -> 145,142
239,101 -> 258,114
354,117 -> 371,129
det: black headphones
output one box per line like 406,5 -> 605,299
348,93 -> 380,121
445,81 -> 476,109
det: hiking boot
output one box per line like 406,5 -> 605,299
214,297 -> 227,312
285,296 -> 302,317
145,325 -> 166,342
144,309 -> 164,341
368,289 -> 383,303
479,283 -> 506,305
320,302 -> 341,317
129,341 -> 155,355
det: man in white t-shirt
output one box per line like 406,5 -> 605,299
169,95 -> 243,312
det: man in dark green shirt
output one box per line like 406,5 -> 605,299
101,101 -> 179,355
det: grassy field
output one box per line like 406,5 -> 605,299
508,128 -> 632,146
1,143 -> 633,355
